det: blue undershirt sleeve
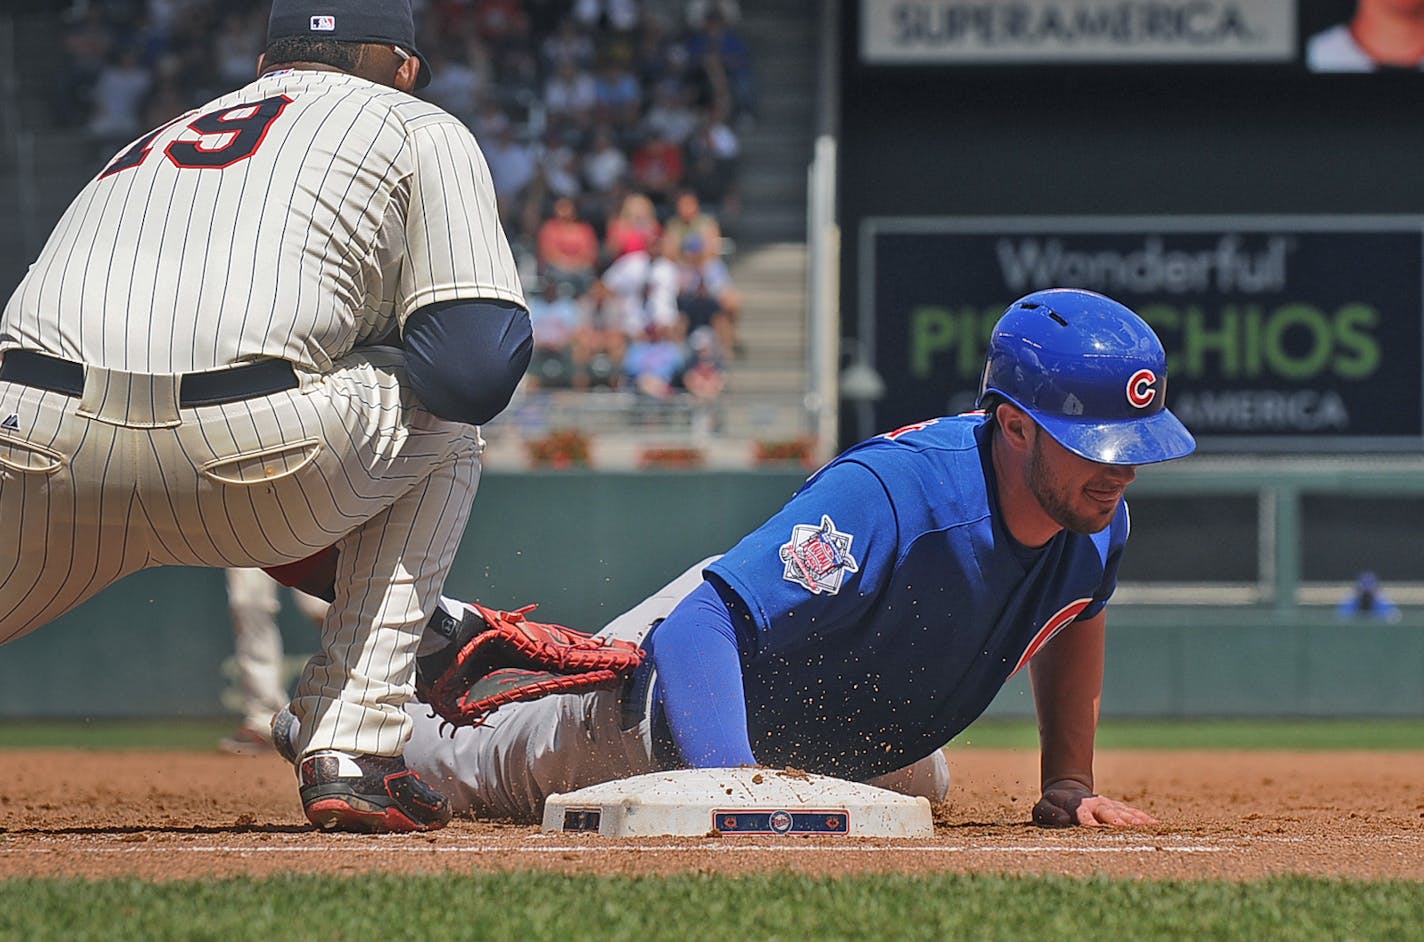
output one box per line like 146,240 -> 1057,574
647,579 -> 758,767
403,298 -> 533,426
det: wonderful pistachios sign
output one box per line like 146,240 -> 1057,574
859,217 -> 1424,450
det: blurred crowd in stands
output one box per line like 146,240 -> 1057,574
56,0 -> 755,419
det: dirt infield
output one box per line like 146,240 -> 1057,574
3,747 -> 1421,881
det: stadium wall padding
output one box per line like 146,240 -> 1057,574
2,471 -> 1421,719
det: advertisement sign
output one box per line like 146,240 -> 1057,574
860,0 -> 1297,64
859,217 -> 1424,451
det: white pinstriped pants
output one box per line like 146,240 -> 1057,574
0,347 -> 482,757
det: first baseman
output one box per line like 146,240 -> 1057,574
0,0 -> 530,832
279,288 -> 1196,827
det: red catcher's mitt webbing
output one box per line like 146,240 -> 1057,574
455,667 -> 626,719
426,603 -> 645,731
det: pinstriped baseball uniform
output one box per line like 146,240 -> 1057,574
0,69 -> 526,757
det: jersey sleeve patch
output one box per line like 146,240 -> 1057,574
779,514 -> 860,596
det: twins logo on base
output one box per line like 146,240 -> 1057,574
712,810 -> 850,834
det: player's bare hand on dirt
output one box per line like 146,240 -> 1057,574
1032,781 -> 1158,828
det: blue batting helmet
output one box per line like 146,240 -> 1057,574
977,288 -> 1196,465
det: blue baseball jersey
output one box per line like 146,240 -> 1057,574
705,413 -> 1128,780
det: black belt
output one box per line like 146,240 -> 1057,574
620,656 -> 659,732
618,619 -> 686,769
0,350 -> 298,407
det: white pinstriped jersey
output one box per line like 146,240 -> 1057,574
0,67 -> 525,758
2,69 -> 525,372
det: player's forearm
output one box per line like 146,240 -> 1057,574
1029,614 -> 1106,792
1035,704 -> 1098,792
648,580 -> 757,767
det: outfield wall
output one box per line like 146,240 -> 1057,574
1,469 -> 1420,719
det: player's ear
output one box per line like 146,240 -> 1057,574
394,55 -> 421,94
995,402 -> 1034,452
256,53 -> 266,77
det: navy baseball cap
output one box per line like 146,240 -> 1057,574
267,0 -> 433,89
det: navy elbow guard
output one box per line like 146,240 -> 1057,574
404,298 -> 532,425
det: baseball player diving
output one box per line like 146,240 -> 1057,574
0,0 -> 533,832
275,288 -> 1197,828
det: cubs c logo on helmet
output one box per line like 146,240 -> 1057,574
1126,369 -> 1158,409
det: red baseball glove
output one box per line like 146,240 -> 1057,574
416,603 -> 645,731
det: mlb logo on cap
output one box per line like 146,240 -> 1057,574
269,0 -> 434,89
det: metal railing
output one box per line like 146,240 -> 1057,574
805,0 -> 841,465
1119,455 -> 1424,610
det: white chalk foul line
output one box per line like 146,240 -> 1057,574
5,842 -> 1230,855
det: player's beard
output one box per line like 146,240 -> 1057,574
1025,435 -> 1124,535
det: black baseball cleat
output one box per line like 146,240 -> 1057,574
414,605 -> 487,704
298,750 -> 452,833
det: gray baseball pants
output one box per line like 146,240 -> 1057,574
399,558 -> 951,822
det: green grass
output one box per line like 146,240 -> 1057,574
0,717 -> 1420,752
0,719 -> 239,751
3,723 -> 1419,938
1,873 -> 1419,942
950,717 -> 1424,751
